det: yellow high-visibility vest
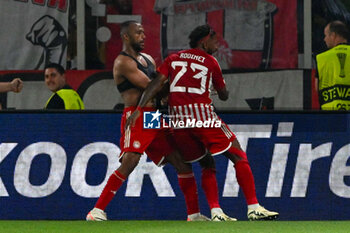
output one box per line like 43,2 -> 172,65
45,89 -> 85,110
316,44 -> 350,110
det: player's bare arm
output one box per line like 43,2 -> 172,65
114,55 -> 150,89
216,86 -> 229,101
114,55 -> 155,107
141,52 -> 156,68
125,73 -> 168,128
138,73 -> 168,108
142,53 -> 170,99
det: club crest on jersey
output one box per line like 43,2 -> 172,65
143,110 -> 162,129
133,141 -> 141,149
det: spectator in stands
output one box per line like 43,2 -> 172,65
44,63 -> 85,109
316,20 -> 350,110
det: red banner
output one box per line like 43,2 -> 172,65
104,0 -> 298,70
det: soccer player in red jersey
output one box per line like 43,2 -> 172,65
127,24 -> 279,220
86,21 -> 234,221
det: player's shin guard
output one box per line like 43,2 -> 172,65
229,147 -> 258,205
178,172 -> 200,215
95,170 -> 126,210
201,168 -> 220,209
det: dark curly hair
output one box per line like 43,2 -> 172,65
189,24 -> 216,48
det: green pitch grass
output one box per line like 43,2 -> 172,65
1,221 -> 350,233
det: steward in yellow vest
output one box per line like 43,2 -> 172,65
316,21 -> 350,110
44,63 -> 84,110
45,85 -> 84,109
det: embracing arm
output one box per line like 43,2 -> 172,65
125,73 -> 168,128
137,73 -> 168,108
113,56 -> 150,89
211,59 -> 229,101
216,86 -> 229,101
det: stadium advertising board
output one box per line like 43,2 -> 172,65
0,112 -> 349,220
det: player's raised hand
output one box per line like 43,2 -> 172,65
10,78 -> 23,93
125,108 -> 141,130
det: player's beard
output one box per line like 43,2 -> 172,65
131,41 -> 143,53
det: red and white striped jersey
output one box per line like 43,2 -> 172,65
157,48 -> 226,121
168,103 -> 220,125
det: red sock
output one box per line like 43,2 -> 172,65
177,172 -> 199,215
95,170 -> 126,210
201,168 -> 220,209
234,160 -> 258,205
229,147 -> 258,205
